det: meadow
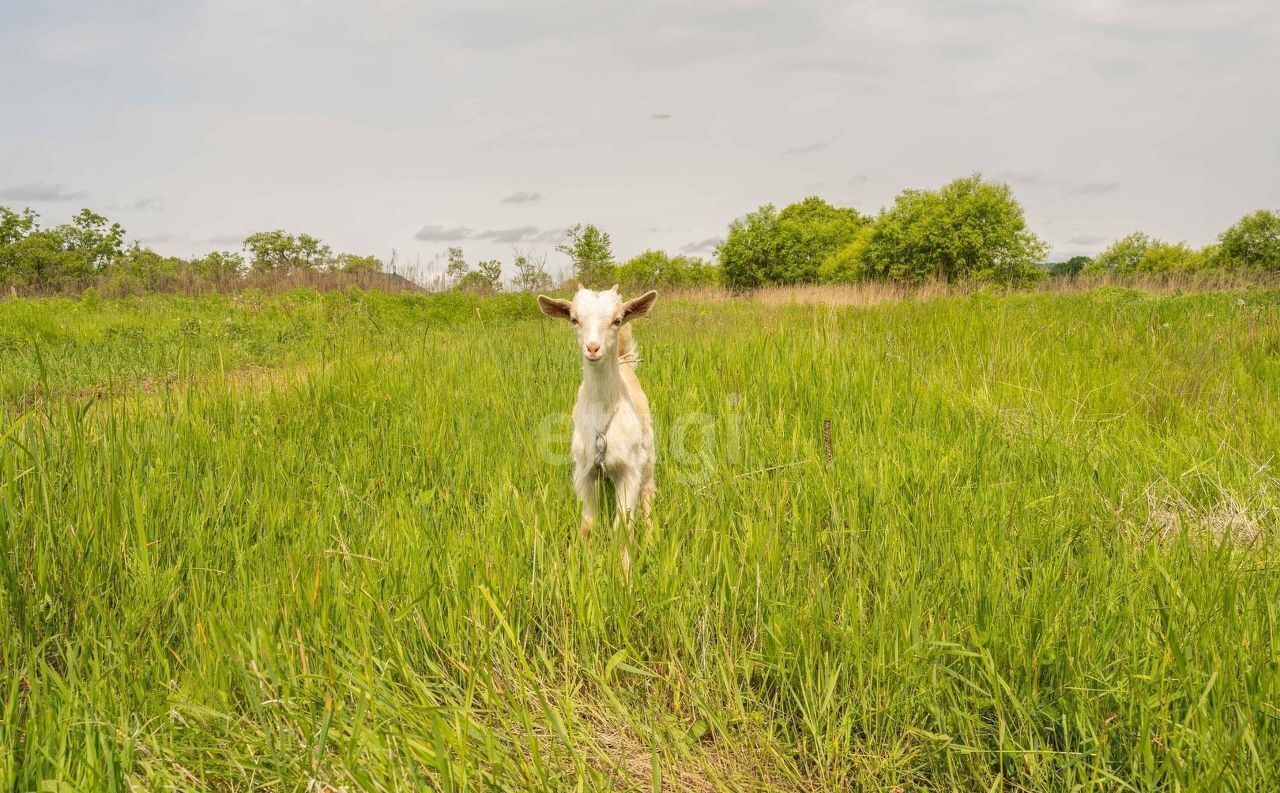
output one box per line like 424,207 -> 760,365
2,285 -> 1279,791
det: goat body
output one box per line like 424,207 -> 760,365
538,287 -> 658,543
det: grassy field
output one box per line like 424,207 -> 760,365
2,286 -> 1279,791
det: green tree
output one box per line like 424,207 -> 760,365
193,251 -> 245,282
57,209 -> 125,270
1217,209 -> 1280,271
476,259 -> 503,291
818,226 -> 874,283
1083,233 -> 1206,275
334,253 -> 382,275
512,251 -> 552,293
0,230 -> 93,290
616,249 -> 720,289
445,247 -> 469,282
455,271 -> 497,295
0,206 -> 38,246
1083,232 -> 1152,275
100,245 -> 184,295
616,249 -> 664,288
719,197 -> 867,289
1140,241 -> 1203,273
851,175 -> 1047,285
242,231 -> 333,274
1048,255 -> 1091,278
716,205 -> 779,289
557,224 -> 615,287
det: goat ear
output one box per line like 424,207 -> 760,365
621,290 -> 657,321
537,295 -> 573,320
609,283 -> 619,293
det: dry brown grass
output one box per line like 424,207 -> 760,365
1144,484 -> 1273,548
661,271 -> 1280,308
1041,270 -> 1280,294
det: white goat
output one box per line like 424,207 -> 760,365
538,286 -> 658,549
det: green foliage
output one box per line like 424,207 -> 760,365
98,244 -> 184,296
56,209 -> 126,270
446,253 -> 502,293
1084,232 -> 1153,274
1217,209 -> 1280,271
1142,241 -> 1205,273
817,226 -> 873,283
242,230 -> 333,274
852,174 -> 1049,285
192,251 -> 245,282
557,224 -> 615,287
719,196 -> 867,289
615,249 -> 720,290
445,246 -> 469,281
0,208 -> 123,290
511,251 -> 553,293
455,270 -> 498,294
1085,233 -> 1208,275
0,207 -> 38,246
0,230 -> 94,290
0,206 -> 384,295
716,204 -> 777,289
333,253 -> 382,275
477,259 -> 503,289
1048,255 -> 1091,278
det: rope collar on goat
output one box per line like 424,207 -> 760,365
594,404 -> 619,471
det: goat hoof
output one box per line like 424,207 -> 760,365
579,521 -> 593,539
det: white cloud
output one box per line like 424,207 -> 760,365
475,226 -> 543,243
1072,182 -> 1122,196
680,237 -> 722,254
0,182 -> 88,201
415,225 -> 471,241
109,197 -> 163,211
500,190 -> 543,204
780,141 -> 827,157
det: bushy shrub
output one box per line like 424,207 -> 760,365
1084,233 -> 1209,275
719,197 -> 868,289
1216,210 -> 1280,272
616,250 -> 720,290
851,174 -> 1048,286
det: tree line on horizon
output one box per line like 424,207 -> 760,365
708,174 -> 1279,290
2,174 -> 1277,298
0,208 -> 384,297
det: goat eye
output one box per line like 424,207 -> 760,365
612,318 -> 621,326
570,317 -> 579,325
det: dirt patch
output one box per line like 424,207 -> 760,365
1143,482 -> 1274,548
580,712 -> 797,793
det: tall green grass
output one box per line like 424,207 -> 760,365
2,287 -> 1279,790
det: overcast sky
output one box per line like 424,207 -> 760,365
2,0 -> 1277,277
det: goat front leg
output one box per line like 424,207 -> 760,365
573,464 -> 600,539
614,468 -> 644,577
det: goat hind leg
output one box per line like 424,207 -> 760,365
614,469 -> 644,577
614,468 -> 643,526
640,475 -> 656,528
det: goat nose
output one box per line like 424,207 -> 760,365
586,342 -> 601,355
